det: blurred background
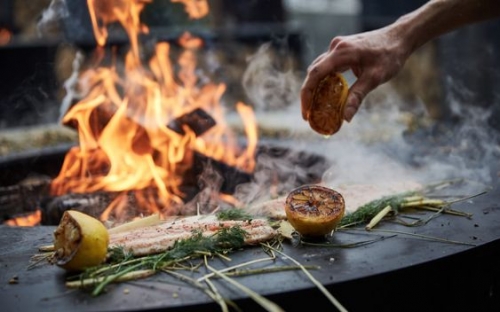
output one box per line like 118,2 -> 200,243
0,0 -> 499,150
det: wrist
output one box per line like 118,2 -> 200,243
383,17 -> 417,64
389,0 -> 449,55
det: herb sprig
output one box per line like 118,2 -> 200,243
68,226 -> 248,296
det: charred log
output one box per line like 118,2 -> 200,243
0,176 -> 51,221
41,192 -> 113,225
167,108 -> 216,136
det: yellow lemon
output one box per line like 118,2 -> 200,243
53,210 -> 109,271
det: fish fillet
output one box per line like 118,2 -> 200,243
109,214 -> 277,256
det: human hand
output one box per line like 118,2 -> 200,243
301,25 -> 411,123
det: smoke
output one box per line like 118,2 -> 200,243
242,42 -> 302,111
412,75 -> 500,183
37,0 -> 68,38
234,44 -> 500,206
58,51 -> 84,121
36,0 -> 78,123
318,82 -> 499,191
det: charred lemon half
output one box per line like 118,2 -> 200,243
285,185 -> 345,237
53,210 -> 109,271
308,73 -> 349,136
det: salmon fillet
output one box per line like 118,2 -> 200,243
109,214 -> 277,256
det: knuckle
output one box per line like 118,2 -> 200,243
306,64 -> 320,76
329,36 -> 345,50
349,90 -> 365,106
370,71 -> 384,86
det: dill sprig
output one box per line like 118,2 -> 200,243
166,227 -> 247,260
107,246 -> 133,263
339,191 -> 416,227
70,226 -> 249,296
216,208 -> 253,221
339,180 -> 486,229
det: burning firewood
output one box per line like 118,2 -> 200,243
0,176 -> 51,221
41,192 -> 113,225
167,108 -> 216,136
39,150 -> 253,224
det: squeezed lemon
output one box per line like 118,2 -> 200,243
308,73 -> 349,136
53,210 -> 109,271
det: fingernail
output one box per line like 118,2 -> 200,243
344,105 -> 356,122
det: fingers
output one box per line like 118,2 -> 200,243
343,73 -> 380,122
300,68 -> 320,120
343,92 -> 362,123
301,55 -> 330,120
328,36 -> 344,51
311,52 -> 327,66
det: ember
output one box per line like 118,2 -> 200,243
0,28 -> 11,46
4,210 -> 41,226
49,0 -> 258,222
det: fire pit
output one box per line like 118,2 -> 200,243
2,130 -> 500,311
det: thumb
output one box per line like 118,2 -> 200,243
343,76 -> 378,122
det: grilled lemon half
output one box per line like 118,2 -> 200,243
285,185 -> 345,237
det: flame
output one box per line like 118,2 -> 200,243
87,0 -> 150,53
0,28 -> 12,46
4,210 -> 42,226
171,0 -> 209,19
51,0 -> 258,221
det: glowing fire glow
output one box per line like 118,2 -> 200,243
0,28 -> 12,46
50,0 -> 258,221
5,210 -> 42,227
172,0 -> 209,19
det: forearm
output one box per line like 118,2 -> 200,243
391,0 -> 500,56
